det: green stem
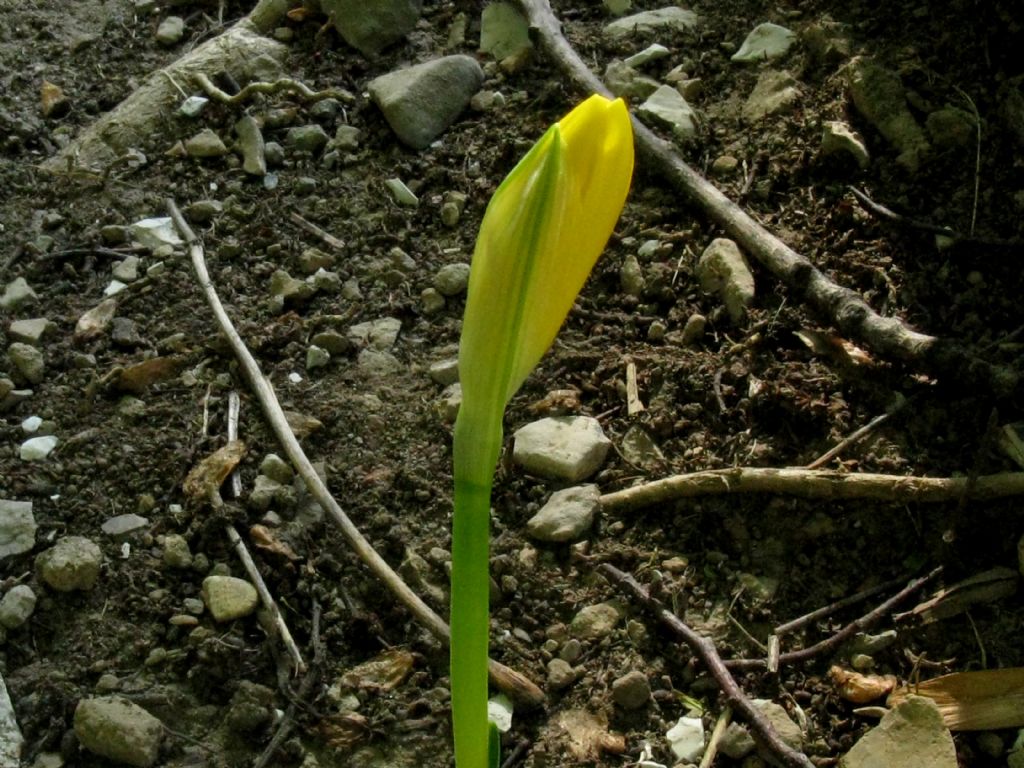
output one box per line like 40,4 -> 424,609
451,407 -> 503,768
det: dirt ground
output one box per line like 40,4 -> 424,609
1,0 -> 1023,766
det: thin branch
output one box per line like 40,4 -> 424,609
726,567 -> 942,671
773,573 -> 909,636
513,0 -> 1019,397
289,210 -> 345,251
599,564 -> 815,768
805,395 -> 911,470
192,71 -> 352,106
167,199 -> 544,709
599,467 -> 1024,514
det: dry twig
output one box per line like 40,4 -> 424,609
513,0 -> 1019,397
192,71 -> 352,106
600,467 -> 1024,514
600,564 -> 815,768
167,199 -> 543,708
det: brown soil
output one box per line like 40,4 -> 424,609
1,0 -> 1023,767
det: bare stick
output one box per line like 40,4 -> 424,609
773,573 -> 908,636
600,563 -> 815,768
726,567 -> 942,671
289,210 -> 345,251
193,71 -> 352,106
804,394 -> 912,469
167,199 -> 543,709
600,467 -> 1024,514
513,0 -> 1018,397
699,705 -> 733,768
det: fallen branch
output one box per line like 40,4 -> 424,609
600,564 -> 815,768
514,0 -> 1019,397
193,71 -> 353,106
726,567 -> 942,671
599,467 -> 1024,514
167,199 -> 544,709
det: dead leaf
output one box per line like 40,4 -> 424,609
795,328 -> 873,368
316,712 -> 369,750
831,665 -> 897,704
183,441 -> 246,502
114,357 -> 184,394
552,709 -> 610,761
338,648 -> 415,693
249,524 -> 301,561
888,668 -> 1024,730
40,80 -> 69,118
894,567 -> 1018,624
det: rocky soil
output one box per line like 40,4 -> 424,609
1,0 -> 1023,767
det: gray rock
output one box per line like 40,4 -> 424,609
8,318 -> 55,346
101,514 -> 150,537
269,269 -> 314,306
36,536 -> 102,592
846,57 -> 929,172
0,499 -> 37,561
185,200 -> 223,224
249,475 -> 281,512
848,630 -> 898,655
19,435 -> 58,461
297,247 -> 334,274
743,70 -> 800,122
310,330 -> 350,355
512,416 -> 613,482
155,15 -> 184,46
163,534 -> 192,569
821,120 -> 870,169
285,124 -> 330,154
604,8 -> 698,40
479,2 -> 532,61
384,177 -> 419,206
546,658 -> 576,690
112,256 -> 140,282
399,548 -> 448,606
129,217 -> 182,250
697,238 -> 755,323
75,298 -> 118,340
110,317 -> 142,348
611,670 -> 650,710
637,85 -> 699,142
428,357 -> 459,386
7,344 -> 44,385
358,349 -> 403,375
434,262 -> 471,296
526,485 -> 600,543
621,425 -> 664,469
0,585 -> 37,629
721,699 -> 802,759
74,697 -> 163,767
226,680 -> 275,733
604,60 -> 660,100
570,602 -> 622,640
330,125 -> 362,151
625,43 -> 670,68
202,575 -> 259,622
235,114 -> 267,176
421,287 -> 446,314
185,128 -> 228,158
619,254 -> 645,297
731,22 -> 796,63
368,55 -> 485,150
839,695 -> 955,768
264,141 -> 284,166
435,382 -> 462,423
260,454 -> 294,484
0,277 -> 38,312
323,0 -> 422,58
306,344 -> 331,370
348,317 -> 401,350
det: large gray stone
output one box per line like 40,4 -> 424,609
0,500 -> 36,559
0,584 -> 37,629
742,70 -> 800,122
527,485 -> 600,543
74,697 -> 163,767
840,695 -> 956,768
731,22 -> 796,63
603,7 -> 698,40
369,56 -> 484,150
697,238 -> 755,323
8,342 -> 45,384
36,536 -> 102,591
513,416 -> 612,482
0,277 -> 37,312
637,85 -> 699,142
323,0 -> 422,58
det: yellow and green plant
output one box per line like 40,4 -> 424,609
450,93 -> 634,767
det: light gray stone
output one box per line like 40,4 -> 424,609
435,382 -> 462,423
434,262 -> 471,296
75,298 -> 118,340
20,436 -> 58,461
384,177 -> 419,206
839,695 -> 956,768
184,128 -> 228,158
731,22 -> 796,63
74,697 -> 163,767
611,670 -> 650,710
428,357 -> 460,386
0,277 -> 37,312
546,658 -> 576,690
369,55 -> 484,150
637,85 -> 699,142
619,254 -> 645,297
306,344 -> 331,370
526,485 -> 600,543
0,585 -> 37,629
821,120 -> 869,168
604,60 -> 660,100
421,287 -> 446,314
101,514 -> 150,537
260,454 -> 294,484
603,7 -> 698,40
249,475 -> 281,512
8,318 -> 55,346
112,256 -> 140,282
479,2 -> 532,61
357,349 -> 403,375
323,0 -> 422,58
129,217 -> 182,250
162,534 -> 192,569
624,43 -> 669,68
697,238 -> 755,323
0,499 -> 36,561
269,269 -> 314,306
202,575 -> 259,622
570,602 -> 622,640
743,70 -> 800,122
330,125 -> 362,151
348,317 -> 401,350
8,342 -> 44,385
155,15 -> 184,46
513,416 -> 612,482
846,57 -> 930,172
621,425 -> 664,470
310,330 -> 350,355
721,700 -> 803,759
36,537 -> 102,592
285,124 -> 330,154
235,114 -> 267,176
